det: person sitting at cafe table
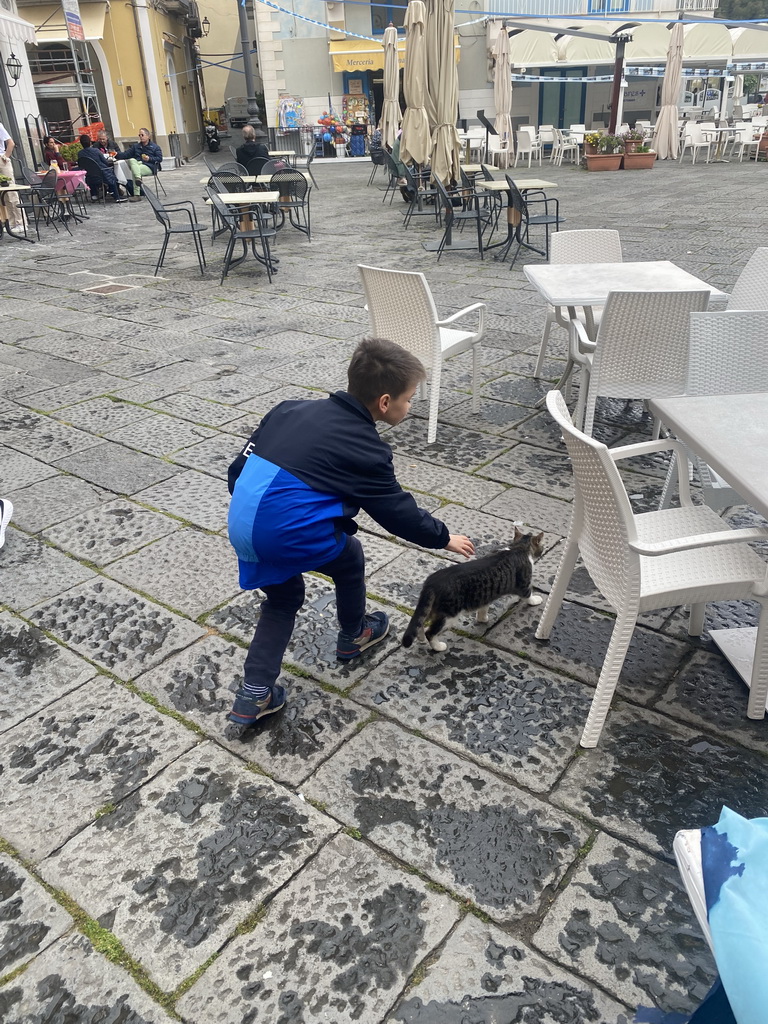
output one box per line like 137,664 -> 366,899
43,136 -> 69,169
94,129 -> 118,158
76,135 -> 126,203
236,124 -> 269,170
116,128 -> 162,199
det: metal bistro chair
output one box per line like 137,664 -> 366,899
293,142 -> 319,190
433,177 -> 495,262
402,164 -> 440,229
359,264 -> 485,444
208,190 -> 278,285
269,169 -> 311,240
143,184 -> 206,277
498,174 -> 563,268
381,151 -> 402,204
536,389 -> 768,748
245,155 -> 269,179
215,161 -> 249,177
367,146 -> 386,187
35,169 -> 72,235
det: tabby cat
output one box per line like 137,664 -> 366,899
402,529 -> 545,652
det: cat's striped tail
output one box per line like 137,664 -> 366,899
402,589 -> 434,648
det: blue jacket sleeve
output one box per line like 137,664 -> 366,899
116,143 -> 137,161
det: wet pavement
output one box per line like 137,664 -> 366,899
1,151 -> 767,1023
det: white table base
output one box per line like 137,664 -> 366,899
709,627 -> 768,710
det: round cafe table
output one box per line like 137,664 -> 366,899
34,168 -> 88,194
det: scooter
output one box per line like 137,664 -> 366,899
205,122 -> 220,153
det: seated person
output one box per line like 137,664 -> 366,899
236,124 -> 269,170
94,129 -> 118,157
76,136 -> 126,202
116,128 -> 162,197
43,136 -> 68,169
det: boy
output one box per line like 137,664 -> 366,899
225,337 -> 475,736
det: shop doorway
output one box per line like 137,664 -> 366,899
369,69 -> 405,126
538,67 -> 586,128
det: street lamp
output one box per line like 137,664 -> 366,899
6,52 -> 22,88
236,0 -> 266,138
201,16 -> 210,37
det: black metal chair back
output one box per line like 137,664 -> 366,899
270,169 -> 308,201
143,182 -> 170,228
216,161 -> 249,176
210,171 -> 245,193
480,163 -> 496,181
261,158 -> 288,176
245,156 -> 268,177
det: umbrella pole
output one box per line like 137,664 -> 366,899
608,37 -> 628,135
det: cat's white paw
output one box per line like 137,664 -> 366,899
475,606 -> 489,624
527,594 -> 542,606
429,639 -> 447,652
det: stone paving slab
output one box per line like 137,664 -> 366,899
384,418 -> 513,472
552,706 -> 768,854
481,486 -> 573,536
4,405 -> 103,463
351,635 -> 592,793
177,833 -> 459,1024
207,574 -> 409,690
16,374 -> 130,411
52,441 -> 179,495
40,742 -> 337,991
480,443 -> 575,499
105,529 -> 238,618
0,853 -> 74,979
104,414 -> 218,457
5,475 -> 109,534
532,833 -> 714,1016
29,577 -> 205,681
0,531 -> 95,612
389,913 -> 631,1024
391,454 -> 506,509
169,432 -> 241,478
43,498 -> 180,566
0,931 -> 178,1023
366,546 -> 456,611
145,392 -> 247,427
304,721 -> 588,922
53,396 -> 155,434
0,446 -> 58,492
0,612 -> 95,735
440,396 -> 534,435
0,676 -> 196,861
134,469 -> 229,530
488,599 -> 691,706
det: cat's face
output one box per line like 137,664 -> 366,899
513,527 -> 545,558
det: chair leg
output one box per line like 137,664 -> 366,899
580,609 -> 638,747
308,168 -> 319,190
471,344 -> 480,413
534,310 -> 555,377
427,366 -> 441,444
688,603 -> 706,637
193,229 -> 206,275
747,596 -> 768,720
155,232 -> 170,275
535,535 -> 580,642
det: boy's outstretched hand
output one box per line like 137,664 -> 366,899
445,534 -> 475,558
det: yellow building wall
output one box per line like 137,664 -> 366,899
100,2 -> 152,140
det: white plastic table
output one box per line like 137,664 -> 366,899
650,392 -> 768,699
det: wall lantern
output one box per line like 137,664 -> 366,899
201,16 -> 210,36
6,52 -> 23,87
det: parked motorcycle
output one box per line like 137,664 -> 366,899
204,122 -> 220,153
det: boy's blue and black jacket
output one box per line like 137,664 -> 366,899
228,391 -> 449,589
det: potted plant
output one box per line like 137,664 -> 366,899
584,131 -> 602,155
0,174 -> 11,187
585,134 -> 623,171
621,126 -> 646,155
623,143 -> 657,170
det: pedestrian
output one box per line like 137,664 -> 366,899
0,121 -> 26,234
116,128 -> 162,200
225,337 -> 475,736
0,498 -> 12,549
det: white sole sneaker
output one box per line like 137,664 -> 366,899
0,498 -> 13,548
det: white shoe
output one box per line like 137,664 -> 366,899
0,498 -> 12,548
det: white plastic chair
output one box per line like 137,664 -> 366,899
739,127 -> 765,162
536,390 -> 768,748
358,265 -> 485,444
551,128 -> 579,166
568,123 -> 586,144
673,830 -> 714,953
661,310 -> 768,514
678,123 -> 712,164
513,127 -> 542,168
572,289 -> 711,436
538,124 -> 555,156
533,228 -> 622,380
487,132 -> 511,169
728,246 -> 768,309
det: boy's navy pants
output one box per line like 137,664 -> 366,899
243,535 -> 366,691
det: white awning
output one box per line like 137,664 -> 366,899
0,8 -> 37,45
28,2 -> 108,43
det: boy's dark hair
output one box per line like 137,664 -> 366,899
78,134 -> 92,148
348,337 -> 426,405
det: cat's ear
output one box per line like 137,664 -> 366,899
513,526 -> 523,541
534,531 -> 545,544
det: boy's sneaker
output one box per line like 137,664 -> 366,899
0,499 -> 12,548
336,612 -> 390,661
224,684 -> 286,739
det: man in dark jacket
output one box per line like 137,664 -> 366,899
236,124 -> 269,171
116,128 -> 162,199
76,136 -> 125,202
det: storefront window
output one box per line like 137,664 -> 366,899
371,3 -> 405,33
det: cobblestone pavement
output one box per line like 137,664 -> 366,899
1,151 -> 767,1023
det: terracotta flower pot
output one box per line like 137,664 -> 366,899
586,153 -> 622,171
623,139 -> 642,155
622,151 -> 657,170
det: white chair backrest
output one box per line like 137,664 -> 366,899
688,310 -> 768,396
516,129 -> 534,151
358,265 -> 440,371
584,289 -> 711,434
751,116 -> 768,127
546,390 -> 637,609
569,124 -> 586,141
727,247 -> 768,310
550,229 -> 622,266
538,124 -> 555,142
636,120 -> 651,128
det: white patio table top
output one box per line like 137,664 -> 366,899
476,178 -> 557,193
650,391 -> 768,697
524,260 -> 727,309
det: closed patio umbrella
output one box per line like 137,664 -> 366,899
426,0 -> 460,185
400,0 -> 430,167
654,20 -> 684,160
379,24 -> 401,151
493,25 -> 513,166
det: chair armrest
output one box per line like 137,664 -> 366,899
164,200 -> 197,213
629,526 -> 768,556
569,318 -> 596,356
609,438 -> 690,462
437,302 -> 486,329
165,206 -> 196,227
